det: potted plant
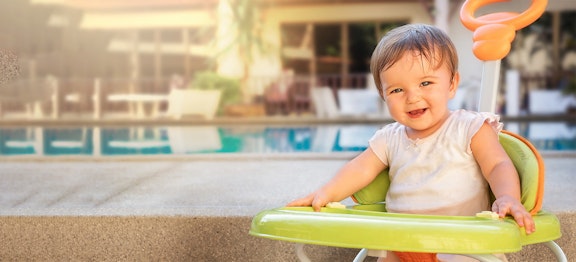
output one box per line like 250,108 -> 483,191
562,75 -> 576,95
167,71 -> 241,119
562,74 -> 576,113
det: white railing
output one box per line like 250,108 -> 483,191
0,73 -> 373,120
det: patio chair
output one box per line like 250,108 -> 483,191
165,88 -> 220,120
249,130 -> 567,261
310,86 -> 339,118
311,86 -> 388,119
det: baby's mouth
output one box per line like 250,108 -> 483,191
408,108 -> 427,117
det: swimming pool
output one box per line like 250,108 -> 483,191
0,122 -> 574,157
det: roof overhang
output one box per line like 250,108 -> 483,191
79,11 -> 216,30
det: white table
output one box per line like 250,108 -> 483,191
107,94 -> 168,118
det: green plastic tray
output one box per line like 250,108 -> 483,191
250,205 -> 562,254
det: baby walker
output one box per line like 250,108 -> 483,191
249,0 -> 567,261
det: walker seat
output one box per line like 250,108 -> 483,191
250,131 -> 567,261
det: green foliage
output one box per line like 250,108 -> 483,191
189,71 -> 242,114
324,46 -> 339,56
209,0 -> 273,66
563,76 -> 576,95
210,0 -> 276,103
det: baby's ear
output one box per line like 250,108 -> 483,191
378,89 -> 386,101
449,72 -> 460,97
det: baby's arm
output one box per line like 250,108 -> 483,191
287,148 -> 386,211
471,123 -> 535,234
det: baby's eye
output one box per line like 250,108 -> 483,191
389,88 -> 403,94
420,81 -> 431,87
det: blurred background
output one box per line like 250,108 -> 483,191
0,0 -> 574,156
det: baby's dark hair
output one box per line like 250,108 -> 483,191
370,24 -> 458,98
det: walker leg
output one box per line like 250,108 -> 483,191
544,241 -> 567,262
352,248 -> 368,262
296,245 -> 371,262
295,243 -> 312,262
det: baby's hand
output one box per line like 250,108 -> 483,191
286,191 -> 331,212
492,195 -> 535,234
286,194 -> 313,207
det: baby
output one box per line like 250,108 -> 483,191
288,24 -> 534,262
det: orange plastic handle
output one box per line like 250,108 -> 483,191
460,0 -> 548,61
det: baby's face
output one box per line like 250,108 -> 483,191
379,51 -> 459,138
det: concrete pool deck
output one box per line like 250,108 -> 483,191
0,153 -> 574,261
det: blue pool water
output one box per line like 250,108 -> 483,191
0,122 -> 574,157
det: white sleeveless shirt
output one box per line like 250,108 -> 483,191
368,109 -> 503,216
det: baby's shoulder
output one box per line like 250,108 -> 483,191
448,110 -> 502,133
377,121 -> 405,136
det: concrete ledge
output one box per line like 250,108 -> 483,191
0,158 -> 573,260
0,214 -> 573,261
